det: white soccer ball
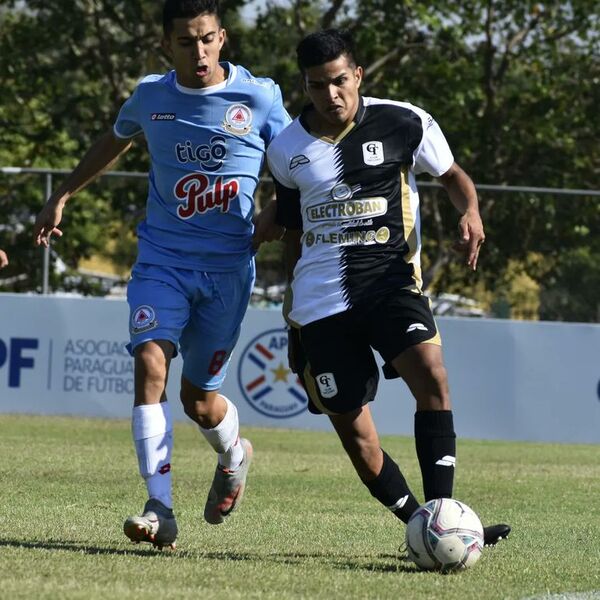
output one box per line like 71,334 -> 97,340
405,498 -> 484,572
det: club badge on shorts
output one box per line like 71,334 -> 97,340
316,372 -> 338,398
131,305 -> 158,334
223,104 -> 253,135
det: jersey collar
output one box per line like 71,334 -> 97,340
299,96 -> 366,143
174,63 -> 237,95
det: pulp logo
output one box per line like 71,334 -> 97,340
237,328 -> 307,418
174,173 -> 239,219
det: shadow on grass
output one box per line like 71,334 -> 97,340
0,538 -> 418,572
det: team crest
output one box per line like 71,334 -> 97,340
362,141 -> 384,166
238,328 -> 308,418
223,104 -> 253,135
131,305 -> 157,334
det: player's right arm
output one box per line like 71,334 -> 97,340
0,249 -> 8,269
33,130 -> 132,247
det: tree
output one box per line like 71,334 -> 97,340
1,0 -> 598,320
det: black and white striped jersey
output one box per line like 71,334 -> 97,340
267,96 -> 454,327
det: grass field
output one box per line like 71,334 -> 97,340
0,414 -> 598,600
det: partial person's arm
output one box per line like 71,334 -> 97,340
252,199 -> 285,249
282,229 -> 302,372
33,130 -> 132,247
437,161 -> 485,271
0,249 -> 8,269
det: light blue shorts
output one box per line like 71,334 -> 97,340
127,260 -> 255,390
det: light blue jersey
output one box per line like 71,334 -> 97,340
114,63 -> 291,271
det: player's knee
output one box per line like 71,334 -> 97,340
180,388 -> 219,427
135,343 -> 169,382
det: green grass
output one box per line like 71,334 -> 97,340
0,414 -> 598,600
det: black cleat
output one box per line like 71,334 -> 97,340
483,523 -> 511,546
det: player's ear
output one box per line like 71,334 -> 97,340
218,27 -> 226,50
355,65 -> 363,88
161,36 -> 173,59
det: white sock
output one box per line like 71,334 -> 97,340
132,402 -> 173,509
198,395 -> 244,470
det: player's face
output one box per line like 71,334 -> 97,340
303,54 -> 362,133
162,13 -> 226,88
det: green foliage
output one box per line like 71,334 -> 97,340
0,1 -> 598,320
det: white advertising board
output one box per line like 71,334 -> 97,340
0,294 -> 598,444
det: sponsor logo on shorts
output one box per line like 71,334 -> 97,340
406,322 -> 428,333
316,372 -> 338,398
238,328 -> 307,418
151,113 -> 176,120
362,141 -> 384,166
131,305 -> 158,334
223,104 -> 252,135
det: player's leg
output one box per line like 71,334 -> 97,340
373,292 -> 511,545
299,312 -> 420,524
366,291 -> 455,502
123,264 -> 190,548
180,381 -> 252,524
390,342 -> 456,502
329,405 -> 420,524
178,260 -> 255,524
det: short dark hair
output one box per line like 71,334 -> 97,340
163,0 -> 221,37
296,29 -> 358,72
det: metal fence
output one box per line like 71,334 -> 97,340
2,165 -> 600,296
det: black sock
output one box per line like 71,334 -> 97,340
363,449 -> 420,523
414,410 -> 456,501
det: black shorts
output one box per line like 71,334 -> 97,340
292,290 -> 440,415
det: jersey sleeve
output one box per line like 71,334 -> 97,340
267,141 -> 302,230
113,86 -> 143,139
274,178 -> 303,230
412,112 -> 454,177
261,84 -> 292,146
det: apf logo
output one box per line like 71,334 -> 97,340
0,337 -> 39,387
237,328 -> 307,418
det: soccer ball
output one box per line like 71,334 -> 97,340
405,498 -> 484,572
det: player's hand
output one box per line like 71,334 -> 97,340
454,209 -> 485,271
34,200 -> 64,247
0,249 -> 8,269
252,201 -> 284,250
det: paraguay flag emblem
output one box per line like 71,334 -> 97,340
237,328 -> 307,418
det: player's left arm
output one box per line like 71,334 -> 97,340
0,249 -> 8,269
438,162 -> 485,271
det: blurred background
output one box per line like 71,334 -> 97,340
1,0 -> 598,322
